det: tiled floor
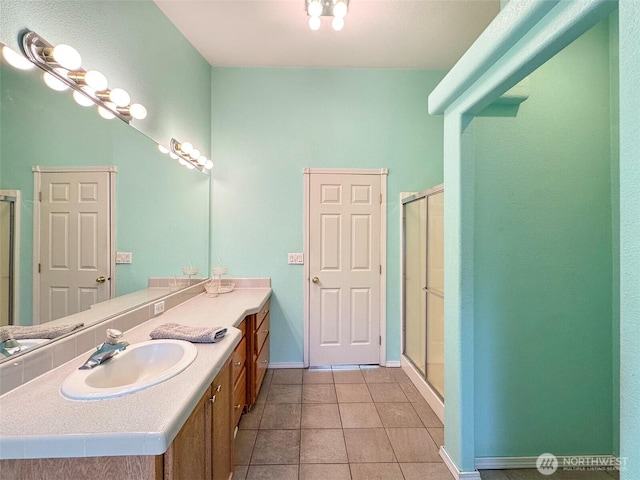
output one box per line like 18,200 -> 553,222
233,366 -> 620,480
233,366 -> 451,480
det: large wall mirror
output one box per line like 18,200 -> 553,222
0,45 -> 210,362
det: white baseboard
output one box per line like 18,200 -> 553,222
401,356 -> 444,423
385,360 -> 401,367
475,454 -> 619,470
267,362 -> 305,369
441,447 -> 482,480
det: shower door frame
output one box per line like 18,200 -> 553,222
0,190 -> 21,326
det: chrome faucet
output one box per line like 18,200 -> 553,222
80,328 -> 129,369
0,330 -> 23,357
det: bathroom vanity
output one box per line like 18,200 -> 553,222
0,286 -> 271,480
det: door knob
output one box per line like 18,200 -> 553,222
96,275 -> 106,284
312,276 -> 319,284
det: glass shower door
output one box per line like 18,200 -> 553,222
426,191 -> 444,397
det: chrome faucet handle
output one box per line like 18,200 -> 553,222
105,328 -> 124,345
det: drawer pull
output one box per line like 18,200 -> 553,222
215,385 -> 222,393
263,360 -> 268,365
210,395 -> 216,404
264,329 -> 269,335
234,404 -> 242,409
234,361 -> 242,367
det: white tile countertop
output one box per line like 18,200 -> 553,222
0,287 -> 271,460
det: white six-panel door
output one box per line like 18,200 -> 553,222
37,170 -> 111,323
308,172 -> 384,366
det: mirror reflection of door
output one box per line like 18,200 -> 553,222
34,168 -> 114,324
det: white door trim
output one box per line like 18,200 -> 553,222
0,189 -> 21,325
32,166 -> 117,324
303,167 -> 388,367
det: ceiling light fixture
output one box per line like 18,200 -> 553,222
305,0 -> 349,31
20,30 -> 147,124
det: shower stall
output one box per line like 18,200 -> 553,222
0,191 -> 20,327
402,184 -> 444,414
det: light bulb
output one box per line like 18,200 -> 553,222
129,103 -> 147,120
43,71 -> 68,91
204,159 -> 214,170
178,157 -> 188,166
158,144 -> 169,154
169,152 -> 178,160
51,44 -> 82,70
308,0 -> 323,17
109,88 -> 130,107
197,155 -> 207,166
73,90 -> 93,107
190,148 -> 201,160
186,163 -> 195,170
1,46 -> 34,70
98,103 -> 116,120
332,16 -> 344,31
180,142 -> 193,155
333,0 -> 347,18
309,16 -> 321,30
84,70 -> 108,91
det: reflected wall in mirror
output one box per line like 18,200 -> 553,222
0,45 -> 210,350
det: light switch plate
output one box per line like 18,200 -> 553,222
288,253 -> 304,265
116,252 -> 132,264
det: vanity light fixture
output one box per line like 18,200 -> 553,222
163,138 -> 214,172
1,45 -> 35,70
306,0 -> 349,31
20,30 -> 147,123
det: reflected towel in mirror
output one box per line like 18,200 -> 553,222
1,323 -> 85,339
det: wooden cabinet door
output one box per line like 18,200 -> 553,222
164,390 -> 211,479
211,357 -> 232,480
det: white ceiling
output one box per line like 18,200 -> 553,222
154,0 -> 500,70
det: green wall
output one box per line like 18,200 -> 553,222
210,68 -> 445,364
473,19 -> 615,456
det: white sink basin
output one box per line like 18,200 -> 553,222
61,339 -> 198,400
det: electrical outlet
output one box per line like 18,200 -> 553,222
116,252 -> 133,264
153,301 -> 165,316
288,253 -> 304,265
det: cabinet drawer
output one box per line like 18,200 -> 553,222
256,300 -> 270,330
233,367 -> 246,428
254,313 -> 269,356
232,336 -> 246,386
254,337 -> 269,394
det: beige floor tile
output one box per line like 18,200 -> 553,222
259,403 -> 301,429
267,384 -> 302,404
368,383 -> 408,403
300,428 -> 348,464
375,403 -> 424,428
411,400 -> 444,427
386,428 -> 441,462
360,366 -> 396,383
343,428 -> 396,463
246,465 -> 299,480
234,429 -> 258,465
428,427 -> 444,447
303,368 -> 334,384
251,430 -> 300,465
271,368 -> 303,384
398,382 -> 424,402
332,369 -> 365,384
479,470 -> 511,480
350,463 -> 404,480
339,403 -> 383,428
262,369 -> 274,389
233,465 -> 249,480
301,404 -> 342,429
239,403 -> 265,430
254,383 -> 269,404
390,368 -> 413,384
303,383 -> 338,403
299,463 -> 351,480
400,463 -> 455,480
335,383 -> 373,403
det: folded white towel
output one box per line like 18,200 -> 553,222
149,323 -> 227,343
1,323 -> 85,340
